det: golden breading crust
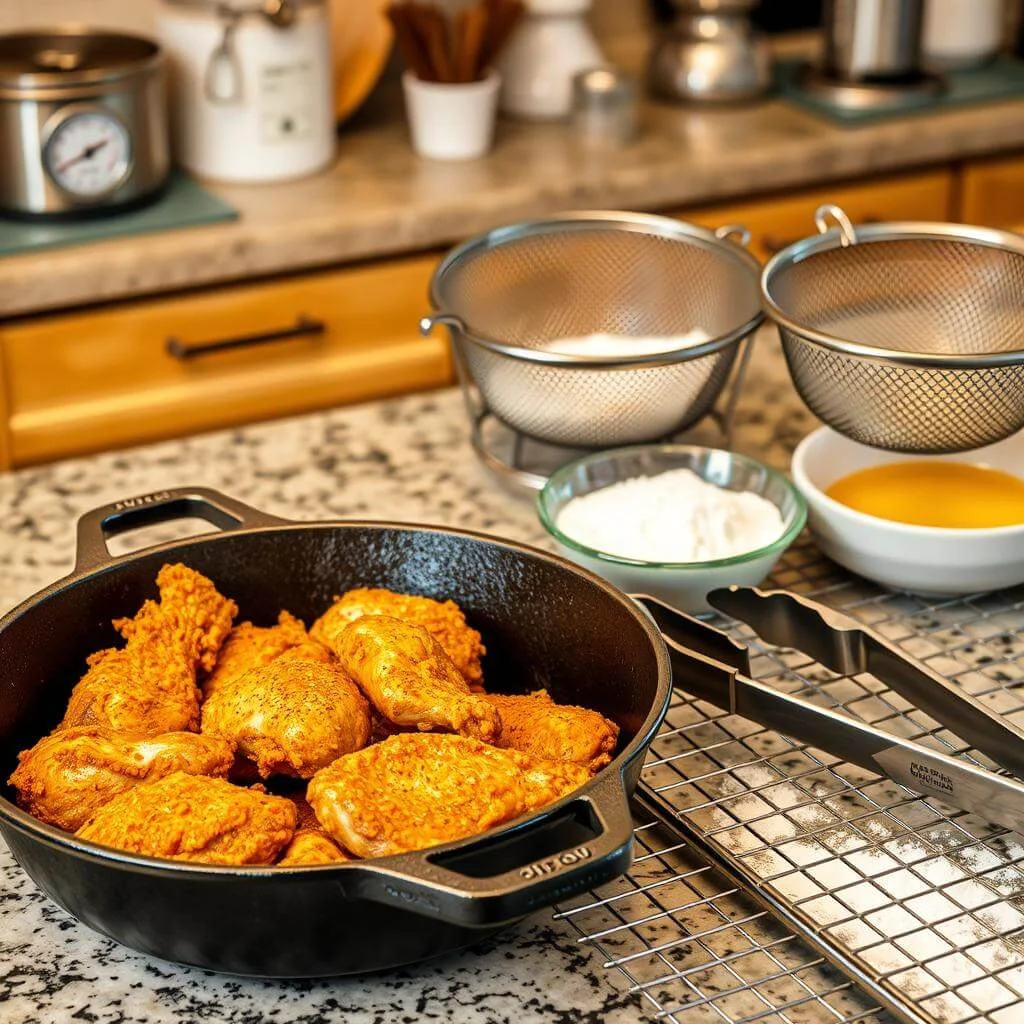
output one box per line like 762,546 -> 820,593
61,564 -> 237,736
482,690 -> 619,774
311,588 -> 486,689
8,727 -> 236,832
76,772 -> 296,865
202,611 -> 317,700
328,615 -> 500,741
307,733 -> 590,858
201,655 -> 371,778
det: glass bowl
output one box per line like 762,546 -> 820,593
537,444 -> 807,613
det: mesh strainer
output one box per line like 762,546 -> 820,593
421,211 -> 763,449
763,204 -> 1024,453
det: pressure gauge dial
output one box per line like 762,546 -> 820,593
43,109 -> 132,200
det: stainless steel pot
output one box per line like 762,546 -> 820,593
823,0 -> 926,81
648,0 -> 771,103
0,29 -> 170,218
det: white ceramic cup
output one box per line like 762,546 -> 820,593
402,70 -> 501,161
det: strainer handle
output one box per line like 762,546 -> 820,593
814,204 -> 858,247
420,313 -> 468,337
714,224 -> 752,248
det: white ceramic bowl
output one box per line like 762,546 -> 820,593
792,426 -> 1024,596
537,444 -> 806,614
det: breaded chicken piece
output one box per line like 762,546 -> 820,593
311,588 -> 486,690
8,727 -> 236,832
307,733 -> 590,858
76,772 -> 295,865
278,830 -> 351,866
483,690 -> 619,774
61,564 -> 237,736
278,795 -> 351,866
329,616 -> 500,741
202,611 -> 318,700
201,652 -> 371,778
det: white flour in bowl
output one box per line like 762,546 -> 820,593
537,330 -> 711,358
555,468 -> 784,563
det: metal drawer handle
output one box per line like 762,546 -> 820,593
165,315 -> 327,360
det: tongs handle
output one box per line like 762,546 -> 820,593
709,587 -> 1024,781
637,594 -> 1024,837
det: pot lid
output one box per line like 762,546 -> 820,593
0,29 -> 161,91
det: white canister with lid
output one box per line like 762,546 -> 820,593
156,0 -> 334,182
498,0 -> 604,120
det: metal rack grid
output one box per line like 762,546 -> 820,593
555,537 -> 1024,1024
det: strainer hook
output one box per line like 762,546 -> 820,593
420,313 -> 467,338
814,204 -> 857,247
714,224 -> 752,248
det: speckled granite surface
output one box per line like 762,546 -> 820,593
0,338 -> 815,1024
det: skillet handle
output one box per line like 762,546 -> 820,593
74,486 -> 291,573
344,771 -> 634,927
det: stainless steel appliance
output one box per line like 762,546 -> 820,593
0,29 -> 170,219
799,0 -> 943,110
823,0 -> 925,80
648,0 -> 771,104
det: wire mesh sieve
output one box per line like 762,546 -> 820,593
425,213 -> 764,448
762,209 -> 1024,454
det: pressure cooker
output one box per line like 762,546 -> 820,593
0,29 -> 170,219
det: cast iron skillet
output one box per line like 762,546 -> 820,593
0,487 -> 675,978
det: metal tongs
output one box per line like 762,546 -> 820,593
639,588 -> 1024,834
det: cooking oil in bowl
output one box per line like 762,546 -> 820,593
826,462 -> 1024,529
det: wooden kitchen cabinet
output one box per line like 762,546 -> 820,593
671,169 -> 955,262
0,253 -> 452,467
959,153 -> 1024,228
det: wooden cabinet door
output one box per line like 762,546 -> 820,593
668,169 -> 955,263
960,154 -> 1024,228
1,252 -> 452,466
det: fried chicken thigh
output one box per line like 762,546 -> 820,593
77,771 -> 296,865
307,733 -> 590,858
278,795 -> 351,866
311,588 -> 486,689
8,727 -> 235,832
483,690 -> 620,774
201,611 -> 318,700
201,651 -> 371,778
61,565 -> 236,736
329,616 -> 500,741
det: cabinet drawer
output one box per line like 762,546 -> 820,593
1,252 -> 451,466
960,153 -> 1024,228
670,169 -> 954,263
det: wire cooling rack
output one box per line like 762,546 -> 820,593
554,537 -> 1024,1024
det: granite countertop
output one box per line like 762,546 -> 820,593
4,71 -> 1024,319
0,338 -> 816,1024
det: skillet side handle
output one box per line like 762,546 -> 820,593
345,772 -> 634,927
74,486 -> 291,573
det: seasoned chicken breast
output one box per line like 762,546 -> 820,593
201,651 -> 371,778
483,690 -> 619,774
77,772 -> 296,865
307,733 -> 589,858
9,727 -> 235,832
202,611 -> 321,700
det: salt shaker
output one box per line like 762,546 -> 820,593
570,67 -> 639,148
